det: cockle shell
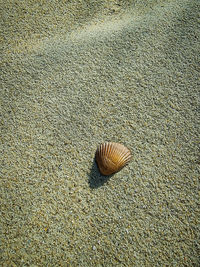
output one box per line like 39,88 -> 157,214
95,142 -> 132,175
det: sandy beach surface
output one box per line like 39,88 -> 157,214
1,0 -> 199,266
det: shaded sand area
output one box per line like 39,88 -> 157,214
1,0 -> 199,266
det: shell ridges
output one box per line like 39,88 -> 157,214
95,142 -> 131,176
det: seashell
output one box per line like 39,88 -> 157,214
95,142 -> 132,175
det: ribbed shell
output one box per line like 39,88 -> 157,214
95,142 -> 132,175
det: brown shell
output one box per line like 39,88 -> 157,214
95,142 -> 132,175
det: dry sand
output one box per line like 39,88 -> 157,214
1,0 -> 199,266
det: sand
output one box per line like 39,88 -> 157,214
1,0 -> 199,266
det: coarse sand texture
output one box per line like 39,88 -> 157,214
1,0 -> 199,266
